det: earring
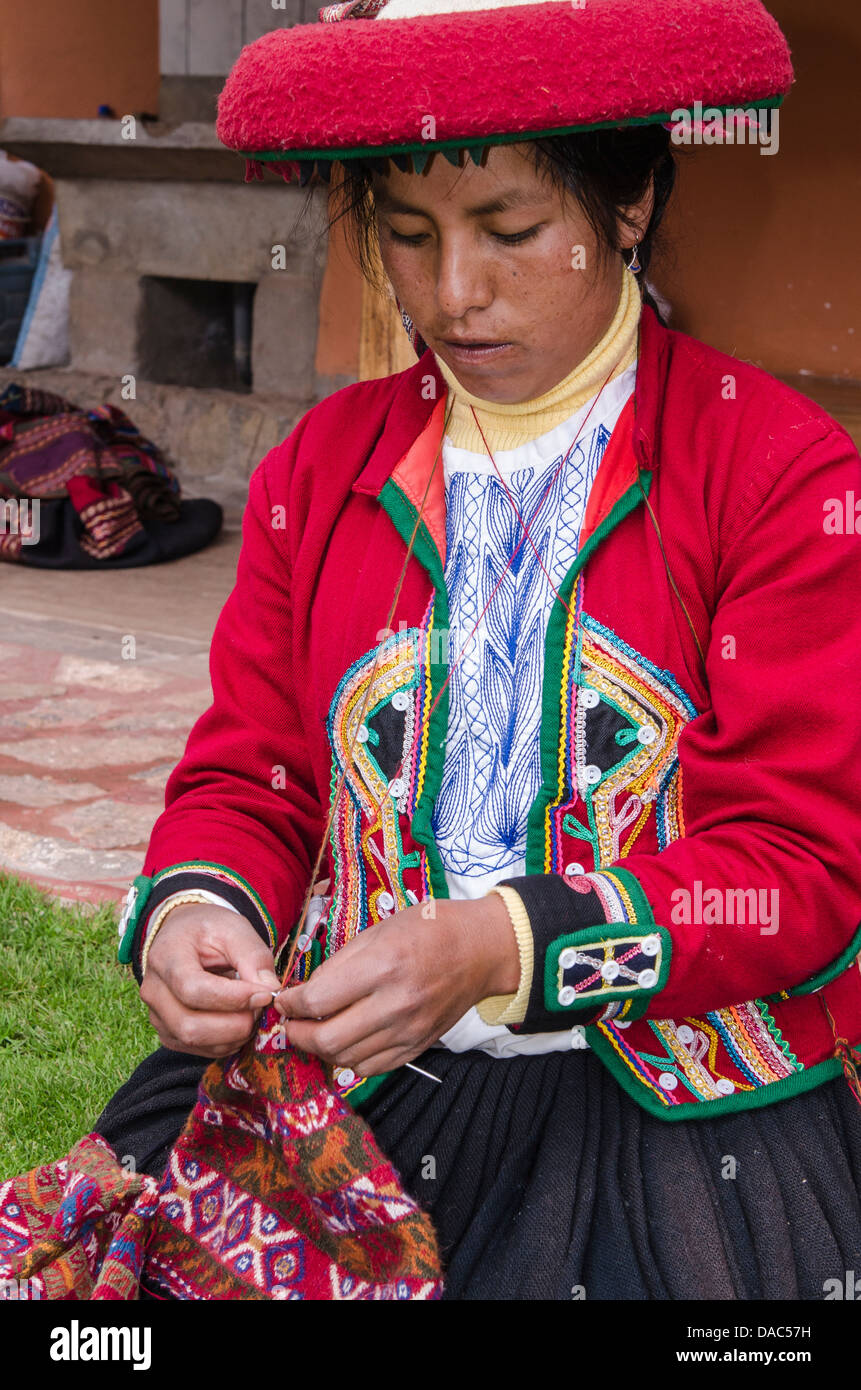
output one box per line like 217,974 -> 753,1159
627,240 -> 642,274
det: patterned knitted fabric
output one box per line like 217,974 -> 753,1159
0,1015 -> 441,1301
217,0 -> 793,167
0,1134 -> 158,1300
145,1009 -> 441,1299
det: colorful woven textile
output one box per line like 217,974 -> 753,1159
0,1134 -> 158,1300
0,1013 -> 442,1301
144,1009 -> 442,1299
0,382 -> 180,562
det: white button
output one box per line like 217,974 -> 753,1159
641,935 -> 661,957
658,1072 -> 678,1091
335,1068 -> 356,1088
570,1027 -> 587,1049
296,933 -> 312,954
637,725 -> 657,745
392,691 -> 410,711
405,889 -> 419,905
117,884 -> 137,936
579,688 -> 599,709
564,862 -> 585,878
389,778 -> 406,798
677,1024 -> 695,1045
377,891 -> 395,912
600,960 -> 620,982
356,725 -> 369,743
557,986 -> 576,1007
615,1020 -> 631,1029
637,968 -> 657,988
559,948 -> 578,970
715,1078 -> 735,1096
583,764 -> 602,786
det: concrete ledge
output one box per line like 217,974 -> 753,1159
0,117 -> 245,182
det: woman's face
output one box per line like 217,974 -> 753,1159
373,142 -> 649,403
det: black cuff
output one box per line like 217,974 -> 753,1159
498,868 -> 670,1031
117,866 -> 276,984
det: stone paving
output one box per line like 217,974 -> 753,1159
0,531 -> 242,907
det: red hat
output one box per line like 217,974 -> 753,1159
217,0 -> 793,183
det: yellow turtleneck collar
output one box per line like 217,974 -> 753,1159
435,264 -> 641,454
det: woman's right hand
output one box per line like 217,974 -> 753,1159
140,903 -> 283,1057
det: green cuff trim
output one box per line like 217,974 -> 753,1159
604,865 -> 656,926
116,861 -> 279,964
544,919 -> 671,1017
117,874 -> 153,964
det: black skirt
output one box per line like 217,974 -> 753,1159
95,1045 -> 861,1300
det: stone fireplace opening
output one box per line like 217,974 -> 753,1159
138,275 -> 255,393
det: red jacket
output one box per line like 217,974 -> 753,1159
119,307 -> 861,1120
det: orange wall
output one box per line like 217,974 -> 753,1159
653,0 -> 861,380
0,0 -> 159,119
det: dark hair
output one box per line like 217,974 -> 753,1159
326,123 -> 675,317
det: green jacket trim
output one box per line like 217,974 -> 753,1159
116,860 -> 278,964
526,472 -> 653,875
587,1025 -> 843,1121
379,476 -> 452,903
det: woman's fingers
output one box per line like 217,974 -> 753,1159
276,916 -> 414,1021
141,971 -> 259,1054
283,996 -> 396,1063
146,1007 -> 240,1059
146,907 -> 281,1003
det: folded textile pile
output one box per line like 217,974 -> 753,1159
0,382 -> 222,568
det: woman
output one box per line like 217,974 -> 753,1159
102,0 -> 861,1299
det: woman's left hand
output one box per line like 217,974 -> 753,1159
274,894 -> 520,1076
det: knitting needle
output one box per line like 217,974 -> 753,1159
405,1061 -> 442,1084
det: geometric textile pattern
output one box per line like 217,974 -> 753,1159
595,998 -> 803,1112
0,1132 -> 159,1301
545,603 -> 701,872
0,1017 -> 442,1301
144,1011 -> 442,1299
323,620 -> 431,958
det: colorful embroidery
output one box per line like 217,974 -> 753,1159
554,932 -> 663,1005
595,999 -> 803,1108
323,602 -> 436,958
432,421 -> 610,876
539,603 -> 698,876
573,614 -> 697,866
145,1010 -> 442,1300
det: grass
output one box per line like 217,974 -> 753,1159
0,872 -> 153,1176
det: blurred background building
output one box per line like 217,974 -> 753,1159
0,0 -> 857,525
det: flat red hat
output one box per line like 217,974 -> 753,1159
216,0 -> 793,177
